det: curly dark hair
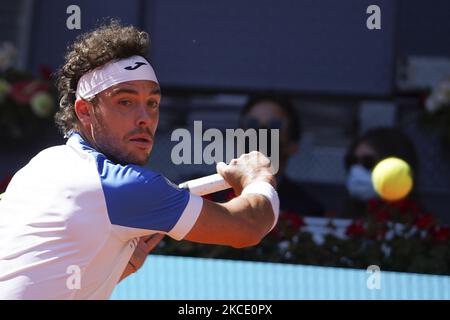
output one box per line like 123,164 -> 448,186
55,20 -> 150,137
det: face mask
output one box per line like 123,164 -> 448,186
346,164 -> 378,201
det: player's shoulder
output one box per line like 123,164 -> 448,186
30,144 -> 86,165
63,132 -> 170,188
100,162 -> 163,187
9,144 -> 100,196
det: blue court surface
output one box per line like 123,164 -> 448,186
111,255 -> 450,300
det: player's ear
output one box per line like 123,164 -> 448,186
74,99 -> 93,127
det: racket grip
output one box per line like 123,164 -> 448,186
179,174 -> 231,196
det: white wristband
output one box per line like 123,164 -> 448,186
241,181 -> 280,232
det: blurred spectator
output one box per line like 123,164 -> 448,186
423,76 -> 450,149
206,95 -> 325,217
241,95 -> 325,216
343,126 -> 420,218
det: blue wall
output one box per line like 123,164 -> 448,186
28,0 -> 142,75
27,0 -> 450,95
397,0 -> 450,57
145,0 -> 397,96
28,0 -> 397,96
111,255 -> 450,299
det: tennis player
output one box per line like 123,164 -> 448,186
0,21 -> 279,299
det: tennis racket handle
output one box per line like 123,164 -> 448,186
179,174 -> 231,196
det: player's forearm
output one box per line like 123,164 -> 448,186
184,195 -> 275,248
224,193 -> 276,243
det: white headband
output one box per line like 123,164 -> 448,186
75,55 -> 158,99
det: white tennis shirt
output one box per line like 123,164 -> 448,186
0,132 -> 203,299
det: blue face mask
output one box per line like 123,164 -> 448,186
346,164 -> 378,201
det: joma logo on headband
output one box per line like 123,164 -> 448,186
124,62 -> 147,70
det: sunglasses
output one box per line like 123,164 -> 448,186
241,117 -> 284,131
345,154 -> 378,171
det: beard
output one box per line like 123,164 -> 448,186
89,113 -> 153,166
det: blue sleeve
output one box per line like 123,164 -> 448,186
98,160 -> 190,232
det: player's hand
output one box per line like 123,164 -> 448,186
216,151 -> 276,195
119,234 -> 164,282
129,234 -> 164,271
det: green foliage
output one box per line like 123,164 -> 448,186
155,199 -> 450,275
0,44 -> 56,148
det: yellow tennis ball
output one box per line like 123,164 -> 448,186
372,157 -> 413,201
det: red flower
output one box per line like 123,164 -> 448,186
389,198 -> 421,217
368,198 -> 383,213
282,210 -> 305,229
390,198 -> 411,214
345,221 -> 366,237
415,213 -> 434,230
409,201 -> 421,216
373,208 -> 390,223
10,81 -> 49,105
39,65 -> 53,81
431,225 -> 450,242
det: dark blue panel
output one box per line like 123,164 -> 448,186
28,0 -> 397,96
145,0 -> 397,96
28,0 -> 141,74
398,0 -> 450,57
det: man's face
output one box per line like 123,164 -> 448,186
242,100 -> 298,175
244,101 -> 291,145
83,80 -> 161,165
